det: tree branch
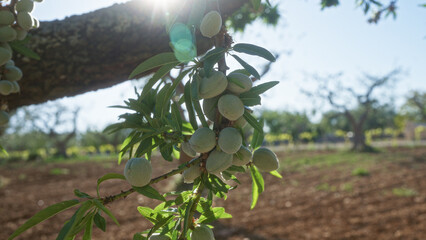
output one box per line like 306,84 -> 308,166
4,0 -> 247,111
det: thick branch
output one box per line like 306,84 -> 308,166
5,0 -> 247,111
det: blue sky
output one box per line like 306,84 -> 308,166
30,0 -> 426,131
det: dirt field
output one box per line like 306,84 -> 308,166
1,147 -> 425,240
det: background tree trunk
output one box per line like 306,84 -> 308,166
4,0 -> 247,111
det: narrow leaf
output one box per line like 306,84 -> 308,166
129,52 -> 179,79
10,41 -> 40,60
96,173 -> 126,198
231,54 -> 261,79
233,43 -> 276,62
60,200 -> 93,240
82,214 -> 94,240
0,145 -> 8,156
93,212 -> 106,232
93,199 -> 120,225
202,47 -> 225,76
191,76 -> 208,127
243,111 -> 263,134
8,200 -> 80,240
270,170 -> 283,178
184,81 -> 198,130
171,102 -> 183,132
240,81 -> 279,97
249,165 -> 264,209
147,215 -> 174,237
182,199 -> 194,237
134,185 -> 166,202
142,62 -> 178,96
240,95 -> 261,106
251,118 -> 264,150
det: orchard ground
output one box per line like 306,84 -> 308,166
1,146 -> 425,240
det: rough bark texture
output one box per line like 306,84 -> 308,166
4,0 -> 247,111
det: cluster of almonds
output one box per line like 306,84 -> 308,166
123,10 -> 278,240
181,68 -> 279,184
0,0 -> 41,126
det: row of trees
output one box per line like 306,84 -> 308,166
262,89 -> 425,151
1,89 -> 423,159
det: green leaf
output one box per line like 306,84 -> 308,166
231,54 -> 261,79
251,118 -> 264,150
82,214 -> 94,240
233,43 -> 276,62
203,174 -> 230,199
197,206 -> 232,224
250,0 -> 261,10
133,233 -> 146,240
270,170 -> 283,178
184,81 -> 198,130
96,173 -> 126,198
56,211 -> 78,240
155,83 -> 171,118
243,111 -> 263,134
74,189 -> 92,199
182,198 -> 194,237
58,200 -> 93,240
202,47 -> 225,77
93,199 -> 119,225
229,69 -> 251,76
159,143 -> 174,162
240,81 -> 279,96
9,41 -> 40,60
119,133 -> 135,164
227,165 -> 246,173
129,52 -> 179,79
162,68 -> 192,118
142,62 -> 178,96
8,199 -> 80,240
171,102 -> 183,131
191,76 -> 208,127
0,145 -> 8,156
147,215 -> 174,238
134,185 -> 166,202
240,94 -> 261,106
93,212 -> 106,232
249,165 -> 264,209
137,206 -> 158,223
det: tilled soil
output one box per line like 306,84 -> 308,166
1,147 -> 425,240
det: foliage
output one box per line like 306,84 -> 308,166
400,91 -> 426,122
321,0 -> 398,24
8,1 -> 282,239
261,110 -> 315,142
227,2 -> 280,32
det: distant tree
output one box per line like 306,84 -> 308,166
305,69 -> 400,151
261,110 -> 314,142
317,104 -> 397,136
401,91 -> 426,122
14,103 -> 80,158
80,128 -> 127,154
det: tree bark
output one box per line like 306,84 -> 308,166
351,124 -> 366,151
4,0 -> 247,111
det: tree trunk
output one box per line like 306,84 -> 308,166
4,0 -> 247,111
351,124 -> 367,151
